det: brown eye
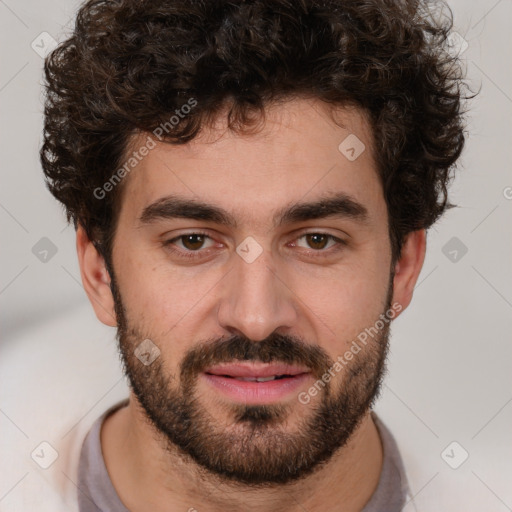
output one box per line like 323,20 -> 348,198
163,231 -> 216,260
304,233 -> 330,250
289,232 -> 348,258
179,234 -> 206,251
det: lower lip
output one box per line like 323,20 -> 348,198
201,373 -> 311,404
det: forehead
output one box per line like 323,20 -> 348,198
117,97 -> 385,228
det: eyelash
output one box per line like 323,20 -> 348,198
162,231 -> 347,260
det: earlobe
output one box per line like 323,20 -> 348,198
391,229 -> 427,316
76,225 -> 117,327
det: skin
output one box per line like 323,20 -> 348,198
77,97 -> 426,512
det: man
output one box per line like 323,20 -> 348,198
40,0 -> 472,510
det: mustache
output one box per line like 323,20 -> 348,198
179,332 -> 334,385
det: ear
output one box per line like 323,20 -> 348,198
391,229 -> 427,317
76,225 -> 117,327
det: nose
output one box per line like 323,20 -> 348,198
216,246 -> 298,341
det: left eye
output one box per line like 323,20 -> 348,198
292,233 -> 341,251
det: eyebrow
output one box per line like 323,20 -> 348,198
138,192 -> 369,229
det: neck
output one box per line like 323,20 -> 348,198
101,394 -> 383,512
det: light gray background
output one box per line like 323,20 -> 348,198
1,0 -> 511,510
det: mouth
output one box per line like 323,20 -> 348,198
210,374 -> 296,382
201,362 -> 311,404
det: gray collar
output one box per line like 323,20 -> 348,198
77,401 -> 411,511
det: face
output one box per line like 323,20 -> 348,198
106,98 -> 397,485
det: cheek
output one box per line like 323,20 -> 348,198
115,253 -> 218,334
290,250 -> 390,353
303,282 -> 385,352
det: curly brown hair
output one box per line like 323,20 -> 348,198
40,0 -> 476,268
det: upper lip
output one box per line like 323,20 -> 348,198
204,362 -> 310,378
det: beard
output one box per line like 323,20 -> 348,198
109,270 -> 393,487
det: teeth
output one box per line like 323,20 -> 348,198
235,376 -> 278,382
